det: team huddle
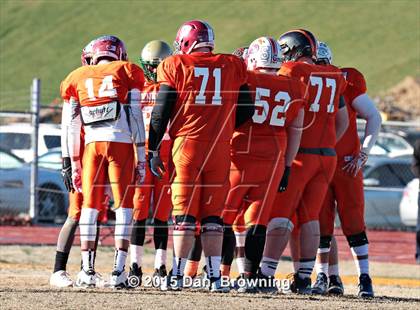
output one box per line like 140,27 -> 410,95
50,20 -> 382,298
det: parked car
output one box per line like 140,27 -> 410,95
399,178 -> 419,227
38,147 -> 61,170
362,156 -> 416,228
0,123 -> 61,162
0,148 -> 68,222
366,132 -> 414,157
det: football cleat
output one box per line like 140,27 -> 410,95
75,269 -> 97,288
109,270 -> 128,289
127,263 -> 142,288
290,273 -> 312,295
311,273 -> 328,295
358,274 -> 374,298
167,272 -> 183,291
256,269 -> 278,294
328,275 -> 344,295
94,272 -> 108,288
231,273 -> 245,290
210,277 -> 230,293
153,265 -> 168,291
237,273 -> 258,294
49,270 -> 73,288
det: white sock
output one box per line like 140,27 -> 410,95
351,244 -> 369,275
172,256 -> 187,277
329,264 -> 339,276
114,249 -> 128,272
205,256 -> 221,279
81,250 -> 95,272
236,257 -> 245,274
315,263 -> 329,277
293,261 -> 299,273
315,247 -> 330,276
154,249 -> 167,269
130,244 -> 143,267
260,256 -> 278,277
298,258 -> 315,279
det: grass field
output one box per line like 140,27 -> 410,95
0,245 -> 419,309
0,0 -> 419,111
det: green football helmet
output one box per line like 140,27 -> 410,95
139,40 -> 173,83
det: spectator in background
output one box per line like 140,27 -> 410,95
413,140 -> 420,264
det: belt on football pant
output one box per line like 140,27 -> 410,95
298,147 -> 336,156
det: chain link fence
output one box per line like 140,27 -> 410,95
0,80 -> 419,229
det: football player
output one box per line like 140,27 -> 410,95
130,40 -> 173,290
259,29 -> 349,294
221,37 -> 305,293
148,20 -> 253,292
61,35 -> 146,288
312,41 -> 380,297
50,40 -> 108,288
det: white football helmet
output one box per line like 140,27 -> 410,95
247,36 -> 281,71
316,41 -> 333,64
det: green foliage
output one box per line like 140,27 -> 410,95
0,0 -> 418,110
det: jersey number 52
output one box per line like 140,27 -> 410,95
253,87 -> 290,127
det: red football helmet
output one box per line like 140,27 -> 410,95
90,35 -> 128,65
81,40 -> 94,66
174,20 -> 215,54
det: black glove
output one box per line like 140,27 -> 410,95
278,166 -> 291,192
61,157 -> 73,192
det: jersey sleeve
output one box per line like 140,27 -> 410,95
278,62 -> 294,78
60,73 -> 76,101
343,68 -> 367,103
285,79 -> 306,126
125,62 -> 145,90
234,57 -> 248,85
157,57 -> 177,89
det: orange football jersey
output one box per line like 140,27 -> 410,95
141,81 -> 171,159
60,60 -> 144,106
232,71 -> 306,160
335,67 -> 367,157
279,62 -> 346,149
157,52 -> 247,142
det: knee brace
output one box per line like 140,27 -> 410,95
346,231 -> 369,248
267,217 -> 294,233
79,208 -> 99,242
319,235 -> 332,249
174,215 -> 196,231
115,207 -> 133,241
201,216 -> 223,234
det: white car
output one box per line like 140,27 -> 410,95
0,123 -> 61,162
0,148 -> 68,222
357,131 -> 414,158
399,178 -> 419,227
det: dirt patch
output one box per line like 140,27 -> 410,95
376,76 -> 420,121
